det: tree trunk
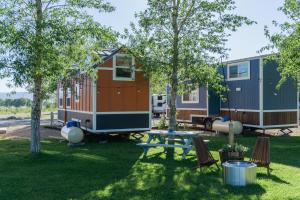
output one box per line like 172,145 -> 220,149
31,78 -> 42,153
166,0 -> 179,159
64,87 -> 67,123
31,0 -> 43,153
228,121 -> 234,146
169,71 -> 178,131
168,0 -> 179,131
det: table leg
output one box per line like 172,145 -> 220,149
157,135 -> 167,153
146,134 -> 154,143
181,148 -> 186,160
184,137 -> 193,146
157,135 -> 165,144
182,137 -> 193,160
142,134 -> 155,158
143,147 -> 149,157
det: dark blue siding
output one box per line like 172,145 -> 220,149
208,90 -> 220,115
221,59 -> 260,110
263,60 -> 297,110
58,110 -> 93,129
96,114 -> 149,130
176,87 -> 207,109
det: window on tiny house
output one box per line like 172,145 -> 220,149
66,88 -> 71,108
59,88 -> 63,108
228,61 -> 250,81
182,88 -> 199,103
113,54 -> 135,81
75,83 -> 80,102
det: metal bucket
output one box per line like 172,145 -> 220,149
223,161 -> 257,186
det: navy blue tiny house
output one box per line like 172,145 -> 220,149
169,55 -> 299,130
221,55 -> 298,129
167,86 -> 220,129
220,58 -> 261,127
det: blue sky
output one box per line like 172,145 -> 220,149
0,0 -> 287,92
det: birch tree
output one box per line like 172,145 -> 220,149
0,0 -> 116,153
125,0 -> 254,130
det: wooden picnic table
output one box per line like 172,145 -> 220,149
137,130 -> 208,160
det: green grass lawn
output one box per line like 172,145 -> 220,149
0,135 -> 300,200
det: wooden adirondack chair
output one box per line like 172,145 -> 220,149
193,136 -> 219,170
250,137 -> 272,175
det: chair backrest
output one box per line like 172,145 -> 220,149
193,136 -> 215,166
251,137 -> 270,165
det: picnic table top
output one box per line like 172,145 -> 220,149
146,130 -> 202,137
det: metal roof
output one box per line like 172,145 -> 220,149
97,48 -> 120,61
224,53 -> 274,65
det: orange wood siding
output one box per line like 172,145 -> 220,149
70,75 -> 92,112
100,59 -> 113,68
96,70 -> 149,112
57,51 -> 148,113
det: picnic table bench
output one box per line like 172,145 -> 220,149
137,130 -> 208,160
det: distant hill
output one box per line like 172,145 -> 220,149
0,92 -> 33,100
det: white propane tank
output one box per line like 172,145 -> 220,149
61,126 -> 84,144
212,120 -> 243,134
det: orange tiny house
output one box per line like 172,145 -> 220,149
57,48 -> 151,133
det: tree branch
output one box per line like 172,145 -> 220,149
44,4 -> 68,11
178,0 -> 196,33
0,21 -> 33,46
43,0 -> 54,12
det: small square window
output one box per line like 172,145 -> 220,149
182,89 -> 199,103
75,84 -> 80,102
113,54 -> 135,81
66,88 -> 71,108
228,61 -> 250,81
59,88 -> 64,108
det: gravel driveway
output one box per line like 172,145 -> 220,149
0,117 -> 62,139
0,119 -> 50,127
3,124 -> 62,139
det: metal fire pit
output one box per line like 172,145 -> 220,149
222,161 -> 257,186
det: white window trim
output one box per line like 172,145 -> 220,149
113,54 -> 135,81
227,61 -> 250,81
182,88 -> 199,104
58,88 -> 64,108
66,88 -> 71,109
75,83 -> 80,103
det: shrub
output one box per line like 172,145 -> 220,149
221,143 -> 249,153
157,114 -> 167,129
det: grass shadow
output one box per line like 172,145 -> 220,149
0,138 -> 143,200
2,135 -> 300,199
257,173 -> 290,184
